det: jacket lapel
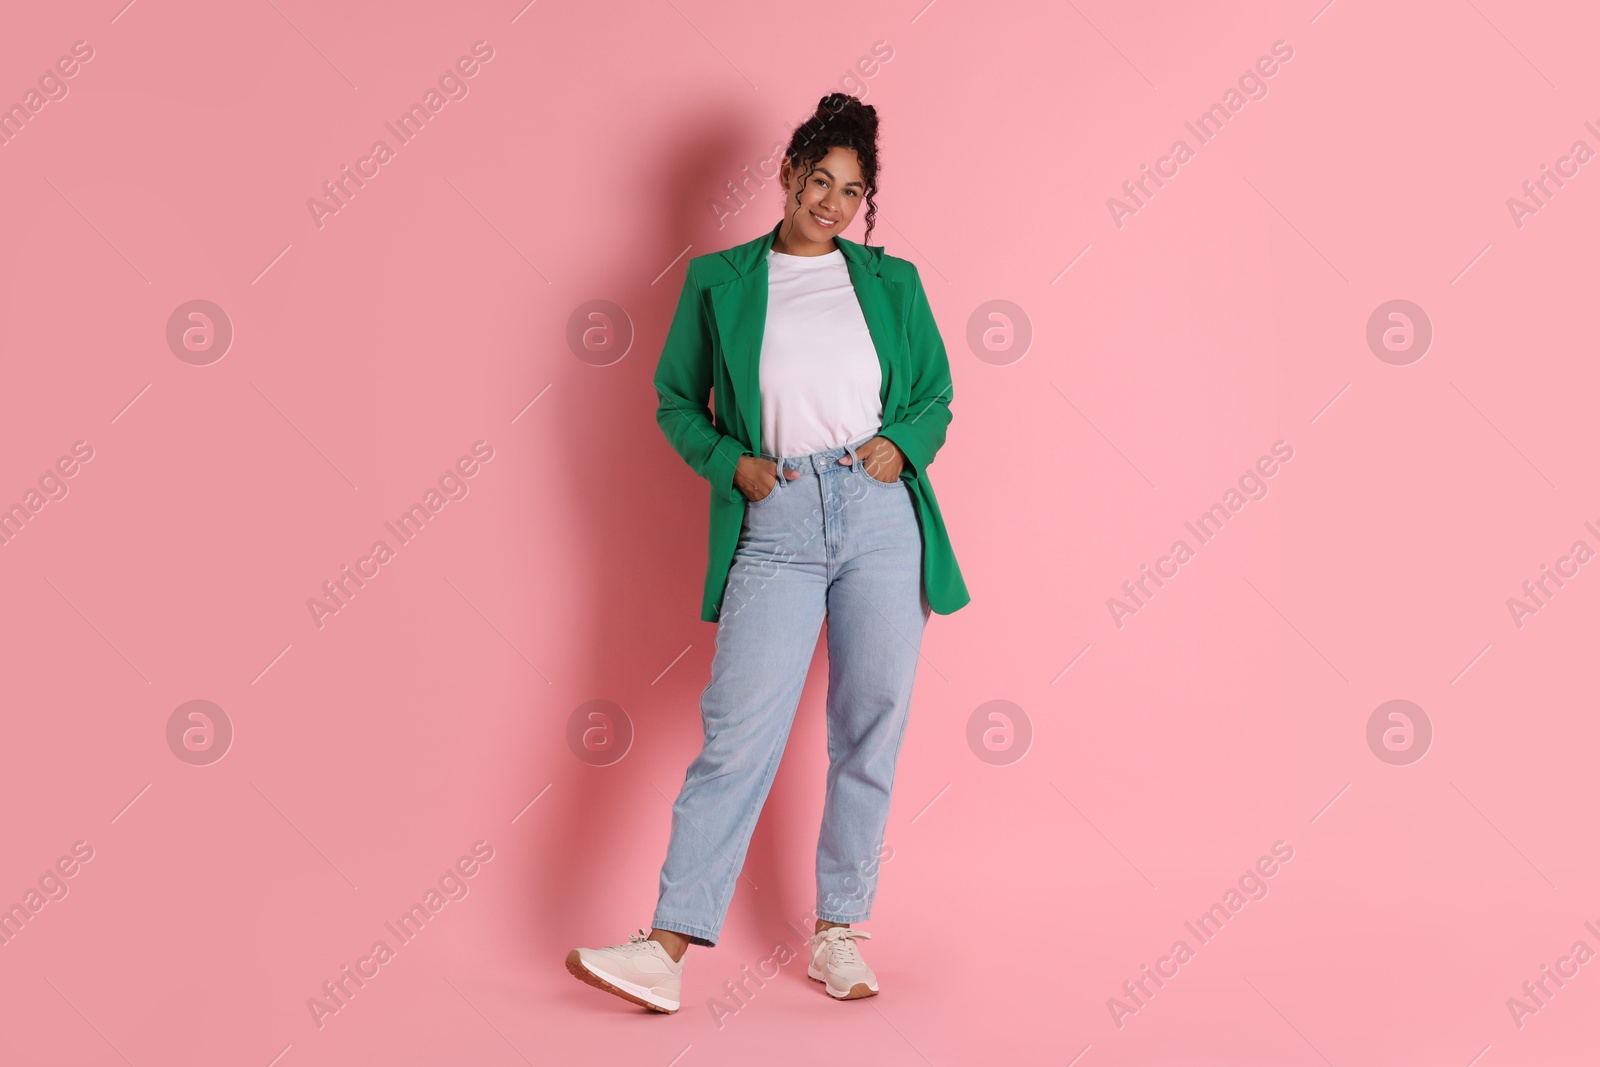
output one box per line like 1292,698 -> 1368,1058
706,219 -> 904,456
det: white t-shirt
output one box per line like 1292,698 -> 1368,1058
758,247 -> 883,458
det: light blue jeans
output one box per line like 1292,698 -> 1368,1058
652,434 -> 931,946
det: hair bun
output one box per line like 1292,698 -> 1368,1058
816,92 -> 874,126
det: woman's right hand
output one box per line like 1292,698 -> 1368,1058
734,455 -> 792,502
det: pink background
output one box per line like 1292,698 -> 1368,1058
3,1 -> 1598,1064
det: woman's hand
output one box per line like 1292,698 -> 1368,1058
842,436 -> 906,482
734,455 -> 795,502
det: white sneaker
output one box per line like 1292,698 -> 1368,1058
807,926 -> 879,1000
566,929 -> 683,1013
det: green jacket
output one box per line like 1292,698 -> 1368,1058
654,218 -> 971,623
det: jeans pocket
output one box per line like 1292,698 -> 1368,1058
856,462 -> 903,489
747,465 -> 783,506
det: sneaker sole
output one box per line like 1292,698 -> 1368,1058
807,967 -> 878,1000
565,950 -> 680,1013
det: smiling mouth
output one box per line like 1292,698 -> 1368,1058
811,211 -> 838,228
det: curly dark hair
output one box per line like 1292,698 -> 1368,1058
781,92 -> 880,245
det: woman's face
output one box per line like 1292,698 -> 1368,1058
779,146 -> 865,246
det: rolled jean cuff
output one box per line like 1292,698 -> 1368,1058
649,917 -> 720,948
813,906 -> 870,925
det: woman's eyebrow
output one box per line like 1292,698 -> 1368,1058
814,167 -> 864,189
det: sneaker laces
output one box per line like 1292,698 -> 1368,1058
615,929 -> 663,957
813,926 -> 871,968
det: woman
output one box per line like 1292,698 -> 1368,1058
567,92 -> 969,1014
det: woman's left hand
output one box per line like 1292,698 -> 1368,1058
840,436 -> 906,482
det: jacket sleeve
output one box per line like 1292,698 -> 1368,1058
653,258 -> 750,498
877,263 -> 952,479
